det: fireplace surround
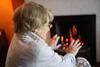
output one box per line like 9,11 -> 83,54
50,14 -> 96,65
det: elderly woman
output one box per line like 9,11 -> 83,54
5,2 -> 91,67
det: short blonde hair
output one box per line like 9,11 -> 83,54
13,2 -> 53,34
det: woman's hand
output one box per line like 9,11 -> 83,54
48,34 -> 61,50
64,39 -> 82,56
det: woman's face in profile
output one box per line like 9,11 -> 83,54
43,22 -> 51,35
40,21 -> 53,39
44,22 -> 53,40
34,18 -> 53,40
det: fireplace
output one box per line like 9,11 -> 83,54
50,14 -> 96,65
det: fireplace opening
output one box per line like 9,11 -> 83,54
50,14 -> 96,65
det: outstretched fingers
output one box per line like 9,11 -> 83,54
70,39 -> 75,46
73,39 -> 80,47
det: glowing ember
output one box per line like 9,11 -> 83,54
60,24 -> 84,49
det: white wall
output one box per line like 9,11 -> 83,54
25,0 -> 100,62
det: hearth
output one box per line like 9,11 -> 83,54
50,14 -> 96,65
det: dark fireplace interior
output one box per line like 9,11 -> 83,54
50,14 -> 96,65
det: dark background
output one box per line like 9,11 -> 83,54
50,14 -> 96,65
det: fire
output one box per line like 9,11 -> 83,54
60,25 -> 83,50
69,25 -> 79,42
